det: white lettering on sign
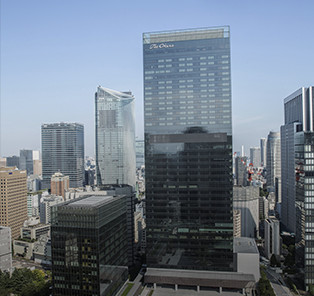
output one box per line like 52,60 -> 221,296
149,43 -> 175,50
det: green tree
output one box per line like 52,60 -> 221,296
270,254 -> 277,267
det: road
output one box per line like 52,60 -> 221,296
265,267 -> 293,296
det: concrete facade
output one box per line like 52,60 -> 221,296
0,227 -> 12,272
233,186 -> 259,238
264,216 -> 280,259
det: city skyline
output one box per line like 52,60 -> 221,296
1,1 -> 314,157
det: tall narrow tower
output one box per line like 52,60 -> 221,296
95,87 -> 136,188
143,27 -> 233,271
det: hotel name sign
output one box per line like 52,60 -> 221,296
149,43 -> 175,50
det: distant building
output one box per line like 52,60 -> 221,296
136,139 -> 145,169
13,217 -> 50,260
259,196 -> 269,220
233,210 -> 241,238
27,174 -> 41,192
19,149 -> 33,175
84,168 -> 95,186
264,216 -> 280,259
41,122 -> 84,189
33,160 -> 42,176
6,156 -> 19,168
235,156 -> 248,186
27,193 -> 41,217
51,172 -> 69,198
51,195 -> 128,296
266,131 -> 281,202
0,167 -> 27,239
95,87 -> 136,188
33,235 -> 51,266
0,158 -> 6,167
260,138 -> 267,167
40,195 -> 64,224
20,217 -> 50,240
0,227 -> 12,272
250,147 -> 261,168
233,186 -> 259,238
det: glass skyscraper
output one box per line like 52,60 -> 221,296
41,123 -> 84,189
51,195 -> 128,296
143,27 -> 233,271
95,87 -> 136,188
281,86 -> 314,289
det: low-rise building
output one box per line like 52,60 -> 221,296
234,237 -> 260,282
33,236 -> 51,266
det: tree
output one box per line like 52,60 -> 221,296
270,254 -> 278,267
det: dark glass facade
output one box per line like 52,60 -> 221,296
51,195 -> 128,296
143,27 -> 233,271
295,132 -> 314,287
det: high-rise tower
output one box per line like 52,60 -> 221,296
41,123 -> 84,189
95,87 -> 136,188
281,86 -> 314,289
143,27 -> 233,271
266,131 -> 281,204
0,167 -> 27,239
260,138 -> 267,167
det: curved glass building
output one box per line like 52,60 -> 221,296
95,87 -> 136,188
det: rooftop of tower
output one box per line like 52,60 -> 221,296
143,26 -> 229,44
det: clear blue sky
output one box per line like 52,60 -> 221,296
1,0 -> 313,157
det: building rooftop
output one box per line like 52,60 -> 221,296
144,268 -> 255,289
143,26 -> 229,44
233,237 -> 259,254
59,195 -> 121,209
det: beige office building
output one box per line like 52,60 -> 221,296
0,167 -> 27,239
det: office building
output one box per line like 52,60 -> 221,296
264,216 -> 280,259
0,158 -> 6,167
136,139 -> 145,169
260,138 -> 267,167
235,156 -> 248,186
266,131 -> 281,200
250,147 -> 261,168
281,86 -> 314,288
0,227 -> 12,272
51,195 -> 128,296
0,167 -> 27,239
6,156 -> 19,168
27,193 -> 41,217
33,235 -> 51,266
51,172 -> 69,198
95,87 -> 136,188
20,217 -> 50,240
40,195 -> 64,224
19,149 -> 33,175
143,26 -> 233,271
233,210 -> 241,238
41,122 -> 84,189
233,186 -> 259,238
